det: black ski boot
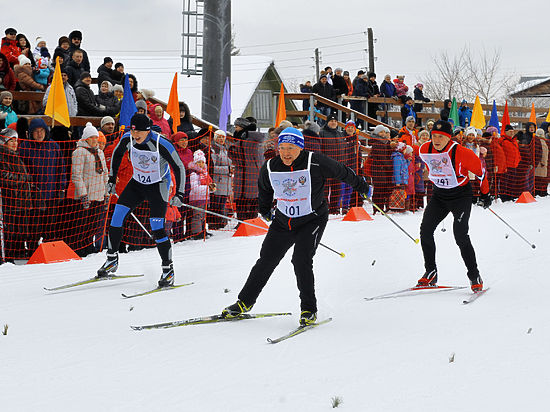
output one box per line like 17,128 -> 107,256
416,269 -> 438,287
158,263 -> 174,288
221,300 -> 253,319
97,253 -> 119,278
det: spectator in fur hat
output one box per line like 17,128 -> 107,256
113,84 -> 124,101
0,52 -> 16,91
302,119 -> 321,153
68,30 -> 90,72
135,99 -> 147,115
53,36 -> 71,69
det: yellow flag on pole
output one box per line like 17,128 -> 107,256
275,82 -> 286,127
546,103 -> 550,122
44,57 -> 70,127
529,103 -> 537,124
470,95 -> 486,129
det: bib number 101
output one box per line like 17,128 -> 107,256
285,205 -> 300,216
137,174 -> 152,184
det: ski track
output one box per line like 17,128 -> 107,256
0,199 -> 548,411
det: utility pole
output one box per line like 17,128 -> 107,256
314,48 -> 320,82
202,0 -> 231,125
367,28 -> 375,74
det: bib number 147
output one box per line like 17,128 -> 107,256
436,178 -> 450,186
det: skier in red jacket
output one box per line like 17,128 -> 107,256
417,120 -> 491,292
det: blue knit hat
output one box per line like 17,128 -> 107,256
278,127 -> 304,149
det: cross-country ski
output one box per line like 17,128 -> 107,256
267,318 -> 333,344
463,287 -> 491,304
44,274 -> 144,291
365,285 -> 467,301
121,282 -> 194,298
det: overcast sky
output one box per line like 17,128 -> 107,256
5,0 -> 550,96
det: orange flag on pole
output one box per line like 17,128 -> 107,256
501,101 -> 510,132
166,73 -> 180,133
44,56 -> 70,127
275,82 -> 286,127
529,103 -> 537,124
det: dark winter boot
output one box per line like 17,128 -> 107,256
158,263 -> 174,288
470,274 -> 483,293
299,310 -> 317,326
97,253 -> 119,278
221,300 -> 253,319
416,269 -> 438,287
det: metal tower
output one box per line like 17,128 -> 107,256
181,0 -> 205,75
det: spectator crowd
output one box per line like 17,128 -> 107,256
1,27 -> 548,263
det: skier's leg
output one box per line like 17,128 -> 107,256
420,194 -> 450,273
450,195 -> 480,281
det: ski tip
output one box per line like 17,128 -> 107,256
267,338 -> 274,343
130,326 -> 143,331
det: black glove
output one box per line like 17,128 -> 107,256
479,192 -> 492,209
261,206 -> 276,222
106,178 -> 117,196
170,192 -> 185,207
81,195 -> 90,209
358,177 -> 373,200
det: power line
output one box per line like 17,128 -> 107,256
238,31 -> 365,48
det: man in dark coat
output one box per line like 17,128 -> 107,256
97,57 -> 120,89
68,30 -> 90,72
365,72 -> 380,128
228,117 -> 266,221
351,71 -> 368,129
332,68 -> 349,100
413,83 -> 430,126
311,75 -> 335,126
65,49 -> 86,86
74,72 -> 107,116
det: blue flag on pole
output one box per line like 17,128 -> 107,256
488,100 -> 500,133
119,74 -> 137,128
218,77 -> 231,132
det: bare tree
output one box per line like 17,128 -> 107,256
421,46 -> 514,104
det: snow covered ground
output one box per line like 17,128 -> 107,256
1,199 -> 548,411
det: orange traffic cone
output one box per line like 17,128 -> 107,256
27,241 -> 81,264
342,207 -> 374,221
516,192 -> 536,203
232,218 -> 269,237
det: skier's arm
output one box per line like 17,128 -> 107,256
315,152 -> 370,193
109,134 -> 131,181
456,145 -> 489,194
257,162 -> 274,217
159,138 -> 186,195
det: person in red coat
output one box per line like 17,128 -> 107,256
0,52 -> 16,90
417,120 -> 491,293
0,28 -> 21,67
499,125 -> 521,201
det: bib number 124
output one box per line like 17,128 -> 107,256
137,174 -> 152,184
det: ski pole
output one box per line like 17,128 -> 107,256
182,202 -> 346,258
488,207 -> 536,249
366,199 -> 420,244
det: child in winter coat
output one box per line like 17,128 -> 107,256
33,57 -> 51,89
32,37 -> 49,63
189,149 -> 216,239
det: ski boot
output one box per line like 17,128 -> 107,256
299,311 -> 317,326
221,299 -> 253,319
97,253 -> 118,278
470,274 -> 483,293
158,263 -> 174,288
416,269 -> 438,287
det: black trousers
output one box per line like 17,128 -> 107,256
420,184 -> 480,281
108,180 -> 171,265
238,211 -> 328,312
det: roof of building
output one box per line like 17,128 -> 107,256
511,76 -> 550,96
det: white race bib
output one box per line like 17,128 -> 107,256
420,143 -> 460,189
268,152 -> 313,218
130,134 -> 165,184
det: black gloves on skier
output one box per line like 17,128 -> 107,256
479,192 -> 492,209
262,206 -> 276,222
106,178 -> 117,196
358,178 -> 373,200
170,192 -> 185,208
